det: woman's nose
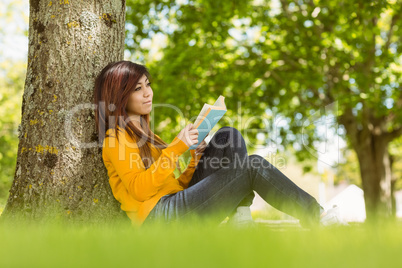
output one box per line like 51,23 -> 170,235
145,88 -> 152,97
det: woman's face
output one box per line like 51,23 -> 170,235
126,74 -> 153,119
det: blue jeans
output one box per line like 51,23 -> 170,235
143,127 -> 322,228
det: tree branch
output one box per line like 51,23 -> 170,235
383,12 -> 399,54
338,107 -> 359,150
270,69 -> 286,86
305,0 -> 316,9
308,85 -> 334,106
385,126 -> 402,142
384,84 -> 402,124
279,0 -> 290,16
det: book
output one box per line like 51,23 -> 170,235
189,95 -> 227,150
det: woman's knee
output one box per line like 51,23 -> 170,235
214,126 -> 246,148
218,126 -> 242,137
247,154 -> 271,171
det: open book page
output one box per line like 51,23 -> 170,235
193,95 -> 226,128
190,95 -> 227,150
213,95 -> 226,109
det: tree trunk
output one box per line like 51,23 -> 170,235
355,133 -> 392,221
340,107 -> 394,222
390,154 -> 397,219
0,0 -> 129,225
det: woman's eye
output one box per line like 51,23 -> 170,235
134,83 -> 150,91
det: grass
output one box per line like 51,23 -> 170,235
0,216 -> 401,268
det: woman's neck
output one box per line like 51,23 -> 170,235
128,116 -> 146,134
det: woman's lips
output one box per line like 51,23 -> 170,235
144,101 -> 152,104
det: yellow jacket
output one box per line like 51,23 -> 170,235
102,127 -> 202,226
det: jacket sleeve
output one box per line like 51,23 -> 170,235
177,149 -> 203,189
103,134 -> 189,202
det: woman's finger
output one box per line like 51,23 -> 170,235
195,141 -> 207,154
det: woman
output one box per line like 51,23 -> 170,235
94,60 -> 342,228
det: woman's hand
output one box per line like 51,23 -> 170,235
177,123 -> 199,148
194,139 -> 207,155
194,133 -> 208,155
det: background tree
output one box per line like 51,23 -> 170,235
0,60 -> 26,207
1,0 -> 129,225
125,0 -> 402,221
0,0 -> 28,211
389,137 -> 402,218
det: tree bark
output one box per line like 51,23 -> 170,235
390,155 -> 397,219
0,0 -> 129,225
339,108 -> 393,222
355,133 -> 392,221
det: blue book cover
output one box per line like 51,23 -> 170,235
189,95 -> 227,150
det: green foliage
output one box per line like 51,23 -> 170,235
335,148 -> 362,187
0,59 -> 25,203
0,0 -> 29,205
125,0 -> 266,145
125,0 -> 402,161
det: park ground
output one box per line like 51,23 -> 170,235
0,213 -> 402,268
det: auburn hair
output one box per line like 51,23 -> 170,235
94,60 -> 181,172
